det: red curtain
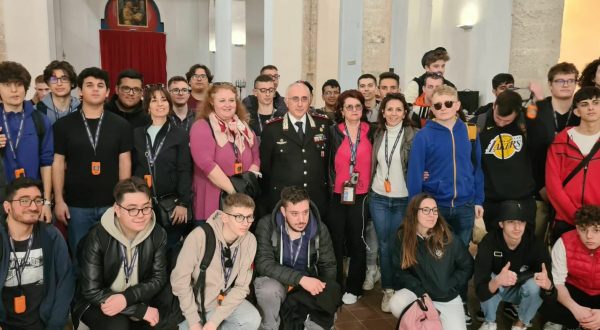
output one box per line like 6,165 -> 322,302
99,30 -> 167,88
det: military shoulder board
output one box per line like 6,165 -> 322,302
265,117 -> 284,125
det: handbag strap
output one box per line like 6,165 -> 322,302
562,139 -> 600,187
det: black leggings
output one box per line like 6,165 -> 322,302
326,193 -> 368,296
81,305 -> 153,330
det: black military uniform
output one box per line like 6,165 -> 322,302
260,112 -> 331,216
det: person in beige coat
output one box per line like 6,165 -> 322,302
171,193 -> 260,330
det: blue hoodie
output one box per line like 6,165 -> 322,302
407,119 -> 484,207
275,209 -> 318,275
0,102 -> 53,182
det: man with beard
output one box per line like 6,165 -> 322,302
105,69 -> 150,129
185,64 -> 213,114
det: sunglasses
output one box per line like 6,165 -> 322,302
432,100 -> 455,110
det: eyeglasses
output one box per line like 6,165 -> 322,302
10,198 -> 45,207
289,96 -> 310,103
324,91 -> 340,96
552,79 -> 577,86
169,88 -> 191,95
418,207 -> 439,215
344,104 -> 363,112
118,204 -> 153,216
192,74 -> 208,80
266,74 -> 280,80
49,76 -> 70,85
432,101 -> 455,110
256,88 -> 275,94
119,86 -> 143,95
222,246 -> 234,268
223,211 -> 255,223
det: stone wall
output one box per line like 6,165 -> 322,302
302,0 -> 318,83
361,0 -> 392,77
509,0 -> 565,88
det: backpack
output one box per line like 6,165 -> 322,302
155,222 -> 216,329
397,296 -> 443,330
31,110 -> 47,153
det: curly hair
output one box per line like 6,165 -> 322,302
575,205 -> 600,228
196,83 -> 249,123
579,58 -> 600,88
334,89 -> 368,123
0,61 -> 31,90
43,60 -> 77,88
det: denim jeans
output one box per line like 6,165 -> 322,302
178,299 -> 261,330
480,276 -> 542,326
369,192 -> 408,289
438,203 -> 474,247
68,206 -> 110,254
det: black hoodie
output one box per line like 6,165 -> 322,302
105,94 -> 150,129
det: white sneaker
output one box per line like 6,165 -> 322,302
511,325 -> 527,330
342,292 -> 359,305
479,322 -> 497,330
362,267 -> 381,290
381,289 -> 394,313
542,322 -> 562,330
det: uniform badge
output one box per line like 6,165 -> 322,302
276,139 -> 287,145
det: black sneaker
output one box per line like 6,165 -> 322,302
475,310 -> 485,322
463,303 -> 472,326
503,302 -> 518,320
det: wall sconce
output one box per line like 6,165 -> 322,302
457,24 -> 474,31
458,2 -> 478,31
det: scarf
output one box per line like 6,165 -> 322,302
208,112 -> 254,154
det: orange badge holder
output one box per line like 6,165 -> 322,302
144,174 -> 153,188
91,161 -> 101,175
384,179 -> 392,193
14,168 -> 25,178
14,295 -> 26,314
234,162 -> 243,175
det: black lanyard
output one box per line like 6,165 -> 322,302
344,123 -> 361,175
9,234 -> 34,289
145,123 -> 171,169
118,244 -> 139,284
50,95 -> 73,121
553,109 -> 573,134
220,242 -> 239,291
169,114 -> 191,133
384,127 -> 403,180
81,111 -> 104,156
257,110 -> 275,134
231,140 -> 241,163
2,110 -> 25,162
288,230 -> 304,268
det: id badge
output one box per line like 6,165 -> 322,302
234,162 -> 243,174
14,295 -> 26,314
91,161 -> 101,175
384,179 -> 392,193
14,168 -> 25,178
341,183 -> 356,205
144,174 -> 153,188
217,291 -> 226,305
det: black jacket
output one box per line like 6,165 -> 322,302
105,94 -> 151,129
132,122 -> 192,206
260,113 -> 331,215
72,221 -> 168,327
474,227 -> 553,302
392,230 -> 473,302
255,200 -> 337,285
242,95 -> 287,136
528,96 -> 580,198
328,121 -> 376,193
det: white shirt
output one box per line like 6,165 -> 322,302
372,125 -> 409,197
289,114 -> 307,134
568,128 -> 600,155
147,125 -> 162,145
551,238 -> 567,286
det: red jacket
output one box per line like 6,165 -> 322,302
546,128 -> 600,225
563,230 -> 600,296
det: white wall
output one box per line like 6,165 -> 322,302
271,0 -> 303,92
338,0 -> 363,91
245,0 -> 264,86
314,0 -> 340,108
2,0 -> 53,98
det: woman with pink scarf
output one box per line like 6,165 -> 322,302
190,82 -> 260,221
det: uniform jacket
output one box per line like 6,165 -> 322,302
255,200 -> 337,285
260,113 -> 331,214
546,129 -> 600,225
0,222 -> 75,330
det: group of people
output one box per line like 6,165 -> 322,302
0,46 -> 598,330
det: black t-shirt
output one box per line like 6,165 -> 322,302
1,231 -> 44,330
54,110 -> 133,207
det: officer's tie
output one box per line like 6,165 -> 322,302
295,121 -> 304,142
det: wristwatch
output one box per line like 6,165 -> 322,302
43,200 -> 52,206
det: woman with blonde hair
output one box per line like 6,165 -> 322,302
390,193 -> 473,329
190,82 -> 260,221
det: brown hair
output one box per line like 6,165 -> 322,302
399,193 -> 453,269
376,92 -> 412,131
280,186 -> 310,207
196,83 -> 250,123
579,58 -> 600,87
335,89 -> 368,123
113,177 -> 152,204
547,62 -> 579,82
143,85 -> 174,117
575,205 -> 600,228
222,193 -> 255,212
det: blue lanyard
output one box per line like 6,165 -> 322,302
384,128 -> 403,180
220,242 -> 239,291
288,230 -> 304,268
81,111 -> 104,156
2,110 -> 25,162
118,244 -> 139,284
145,123 -> 171,168
344,123 -> 361,175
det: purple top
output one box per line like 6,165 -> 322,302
190,119 -> 260,220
